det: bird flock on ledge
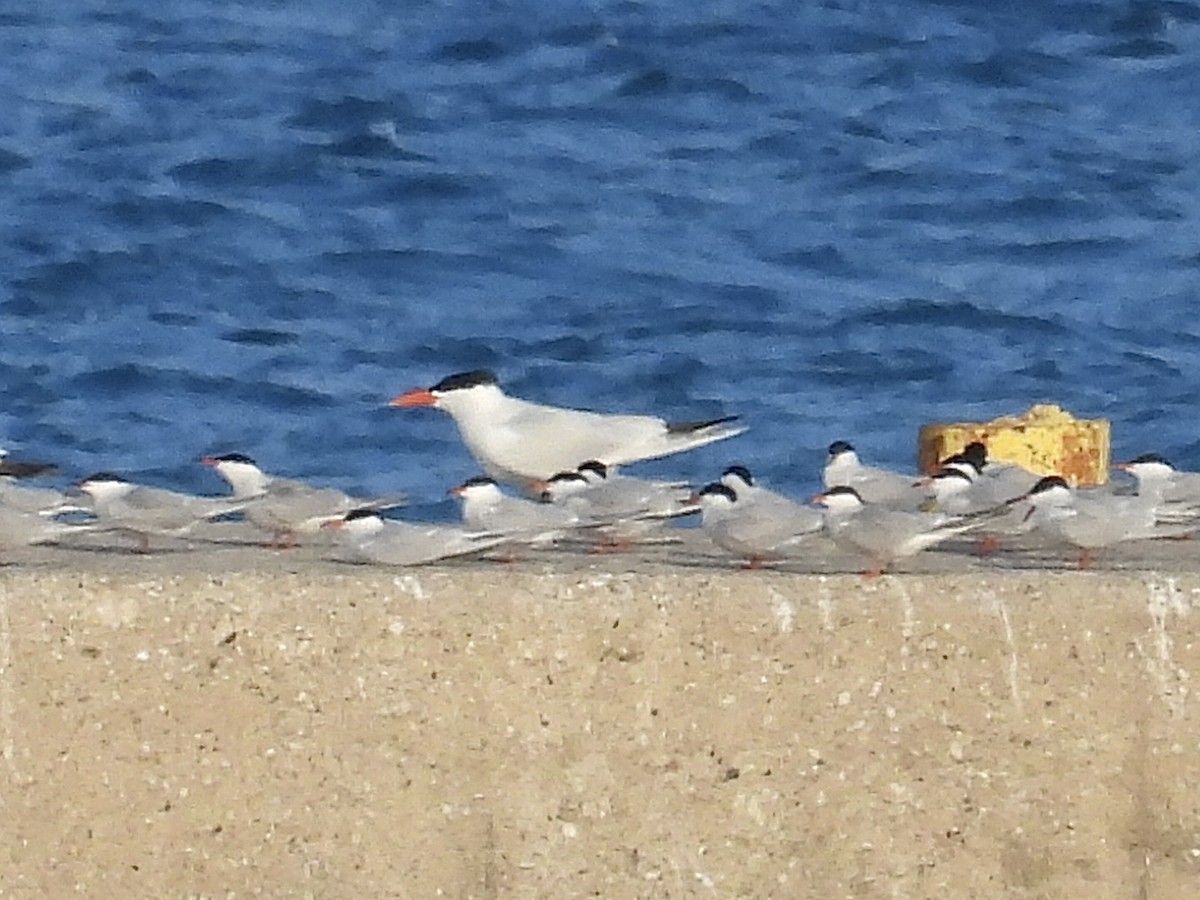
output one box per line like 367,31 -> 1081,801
2,369 -> 1194,575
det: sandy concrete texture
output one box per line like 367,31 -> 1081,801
2,560 -> 1199,899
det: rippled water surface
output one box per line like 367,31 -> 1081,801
3,1 -> 1200,510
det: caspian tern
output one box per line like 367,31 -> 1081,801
391,370 -> 745,489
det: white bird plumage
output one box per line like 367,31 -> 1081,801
391,370 -> 745,491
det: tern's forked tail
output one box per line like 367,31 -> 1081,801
667,415 -> 741,436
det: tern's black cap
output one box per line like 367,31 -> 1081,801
1127,452 -> 1172,466
81,471 -> 127,483
722,465 -> 754,485
577,460 -> 608,479
431,370 -> 498,393
207,452 -> 257,465
1027,475 -> 1070,495
458,475 -> 498,489
697,482 -> 738,503
820,485 -> 865,502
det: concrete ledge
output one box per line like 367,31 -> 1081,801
2,561 -> 1198,898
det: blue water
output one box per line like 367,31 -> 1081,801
3,1 -> 1200,515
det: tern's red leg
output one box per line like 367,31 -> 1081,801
976,536 -> 1001,556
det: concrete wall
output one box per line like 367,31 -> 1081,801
2,567 -> 1197,898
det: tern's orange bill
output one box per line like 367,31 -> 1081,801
390,388 -> 436,408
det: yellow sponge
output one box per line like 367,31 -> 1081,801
918,404 -> 1110,486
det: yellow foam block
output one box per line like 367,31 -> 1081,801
918,404 -> 1110,487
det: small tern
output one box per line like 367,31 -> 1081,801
944,441 -> 1041,506
0,445 -> 57,480
548,460 -> 695,518
202,453 -> 407,546
391,370 -> 745,490
693,481 -> 822,568
919,467 -> 980,515
538,461 -> 697,545
813,485 -> 996,577
449,476 -> 581,545
323,508 -> 506,566
1115,453 -> 1200,514
718,464 -> 824,533
0,479 -> 85,516
823,441 -> 923,508
1012,475 -> 1194,568
76,472 -> 250,548
0,502 -> 98,550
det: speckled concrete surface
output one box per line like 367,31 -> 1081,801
1,536 -> 1199,898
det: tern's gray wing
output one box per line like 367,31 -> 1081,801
466,497 -> 583,544
97,487 -> 245,534
0,504 -> 98,546
827,507 -> 987,563
740,490 -> 824,534
828,466 -> 924,509
346,522 -> 505,566
574,478 -> 696,522
1040,495 -> 1188,549
242,480 -> 359,534
705,502 -> 823,559
0,481 -> 82,515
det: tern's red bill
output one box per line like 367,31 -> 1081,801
390,388 -> 437,408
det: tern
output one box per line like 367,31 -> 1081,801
0,478 -> 85,516
693,482 -> 822,568
1013,475 -> 1194,568
0,502 -> 98,550
322,508 -> 506,566
538,461 -> 697,545
718,464 -> 824,532
391,370 -> 745,490
550,460 -> 695,520
813,485 -> 996,577
1115,453 -> 1200,516
0,445 -> 57,480
76,472 -> 250,548
449,476 -> 581,545
202,453 -> 407,546
822,441 -> 923,508
940,441 -> 1041,506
